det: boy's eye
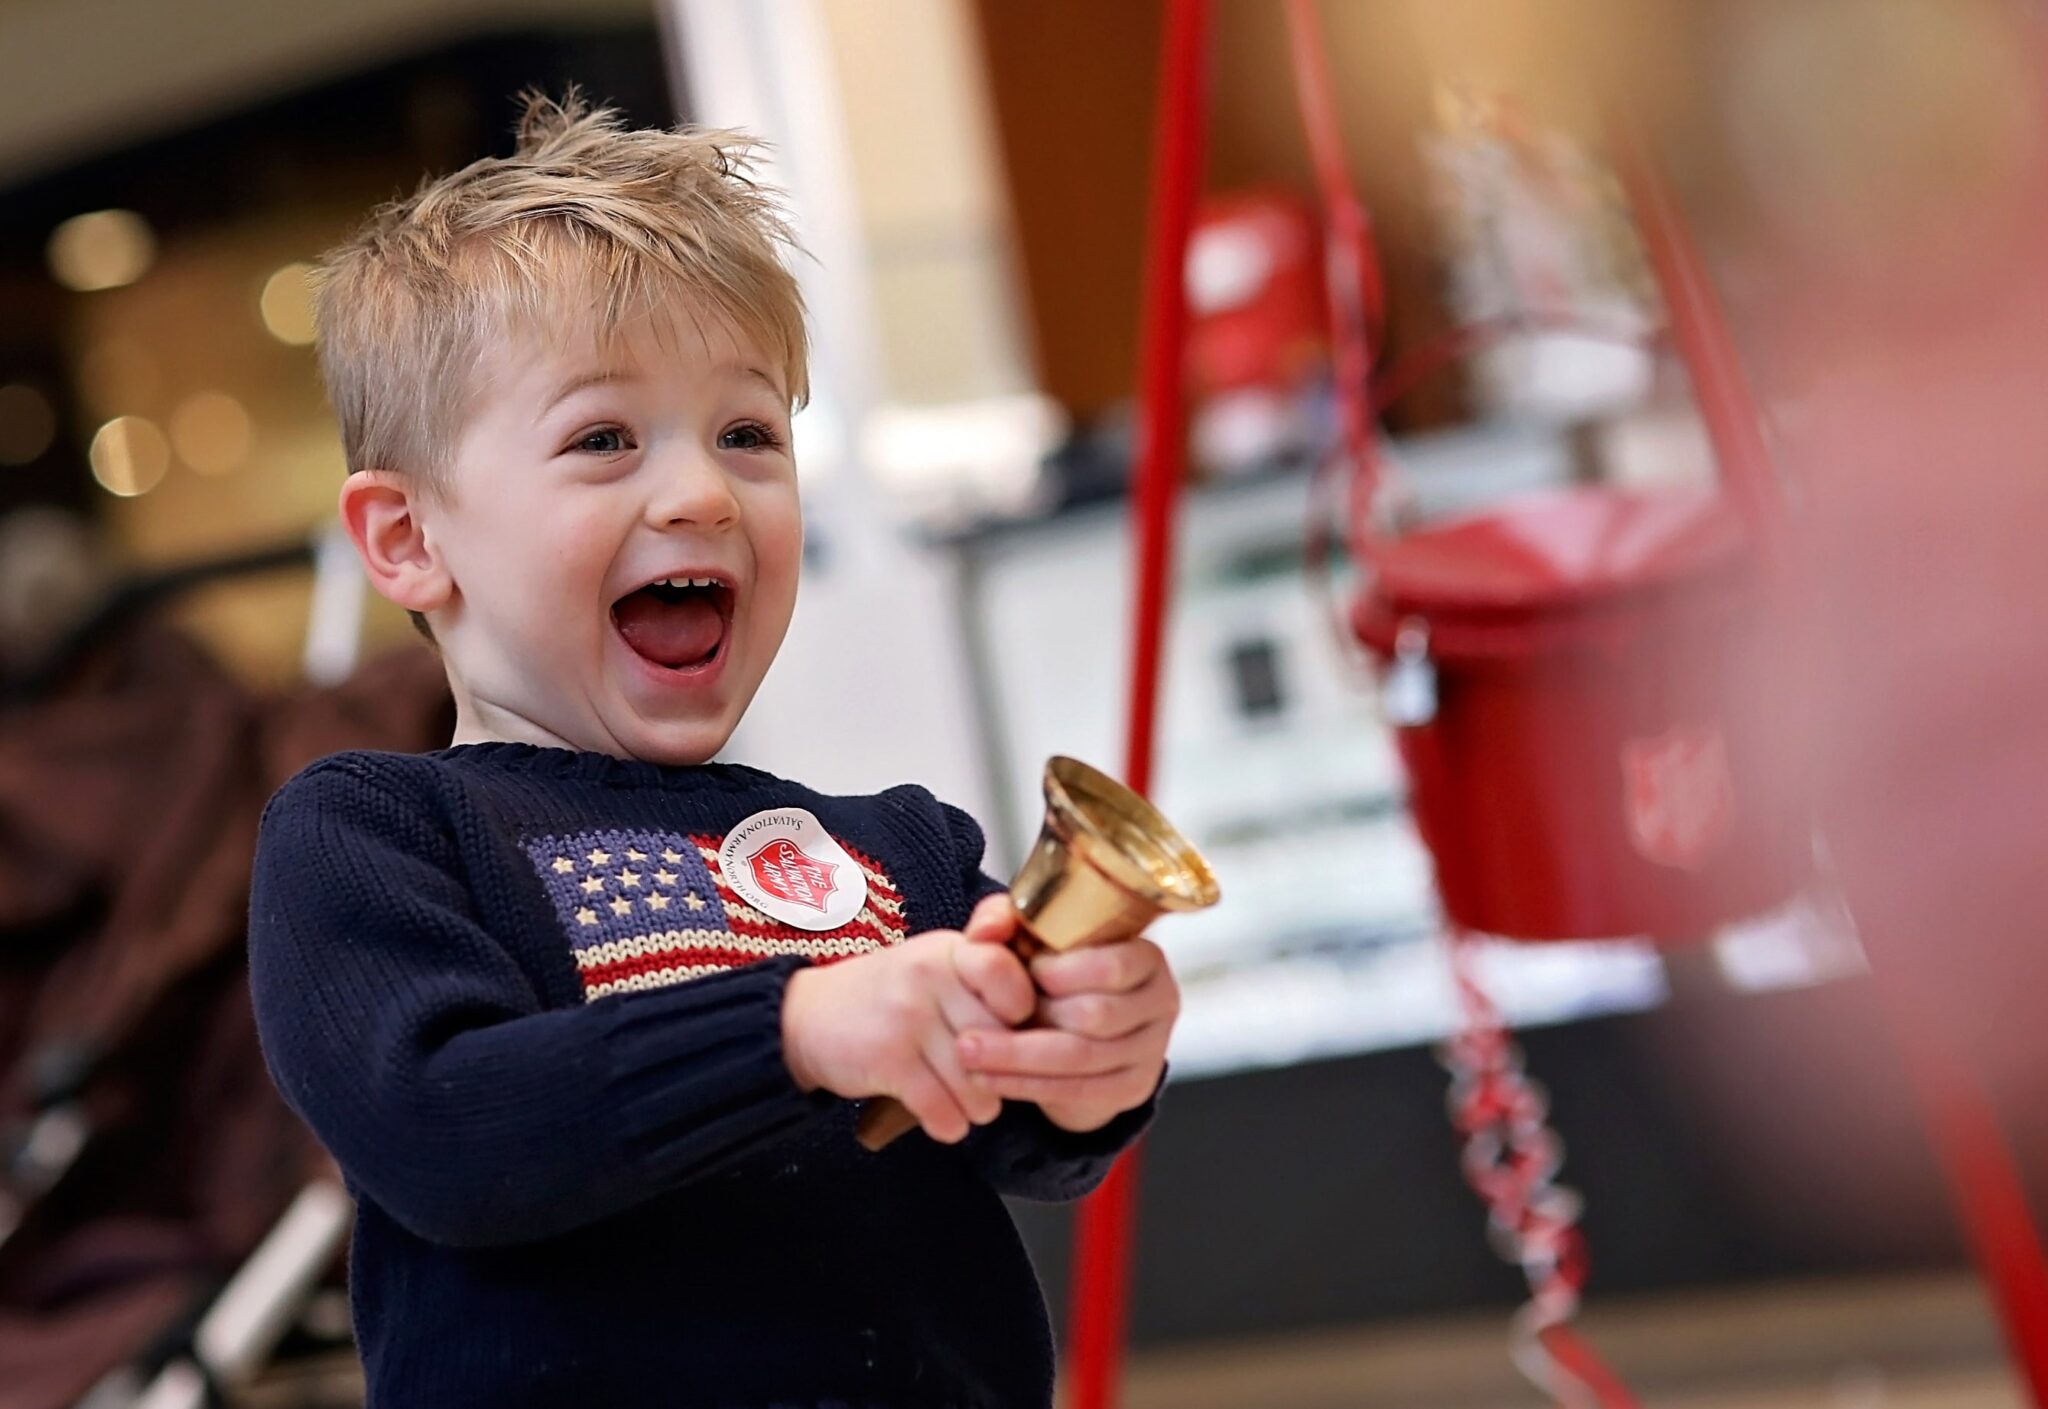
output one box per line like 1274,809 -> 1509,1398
719,421 -> 784,452
572,427 -> 632,455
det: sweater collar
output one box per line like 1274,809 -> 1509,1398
429,740 -> 772,791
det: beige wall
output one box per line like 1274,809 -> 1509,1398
816,0 -> 1034,406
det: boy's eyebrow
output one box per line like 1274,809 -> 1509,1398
536,368 -> 633,421
534,365 -> 786,422
742,366 -> 786,398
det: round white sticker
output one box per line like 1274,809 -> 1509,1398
717,807 -> 869,932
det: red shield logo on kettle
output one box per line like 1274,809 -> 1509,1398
1622,725 -> 1735,872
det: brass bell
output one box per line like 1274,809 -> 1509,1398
856,756 -> 1219,1150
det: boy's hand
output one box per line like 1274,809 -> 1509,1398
781,929 -> 1037,1144
954,894 -> 1179,1134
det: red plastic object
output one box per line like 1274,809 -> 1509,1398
1186,189 -> 1327,394
1353,486 -> 1807,941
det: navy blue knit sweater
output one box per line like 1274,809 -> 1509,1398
246,741 -> 1156,1409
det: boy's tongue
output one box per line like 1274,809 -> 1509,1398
613,590 -> 724,668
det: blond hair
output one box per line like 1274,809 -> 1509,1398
313,91 -> 809,494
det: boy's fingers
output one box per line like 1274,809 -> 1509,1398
951,937 -> 1037,1027
958,1026 -> 1154,1078
1035,973 -> 1175,1040
965,1068 -> 1147,1109
921,971 -> 1007,1122
964,892 -> 1019,944
896,1070 -> 964,1144
1029,937 -> 1165,998
897,1056 -> 974,1144
925,1021 -> 1003,1127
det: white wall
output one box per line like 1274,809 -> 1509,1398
665,0 -> 1000,820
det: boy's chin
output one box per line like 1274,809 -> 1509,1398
616,713 -> 738,767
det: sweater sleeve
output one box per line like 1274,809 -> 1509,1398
936,799 -> 1161,1201
246,756 -> 841,1248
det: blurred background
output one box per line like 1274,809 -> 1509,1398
5,0 -> 2048,1405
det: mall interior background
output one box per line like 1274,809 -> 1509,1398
2,1 -> 2042,1405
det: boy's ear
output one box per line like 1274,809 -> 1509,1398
337,470 -> 454,617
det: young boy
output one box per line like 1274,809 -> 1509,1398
246,95 -> 1177,1409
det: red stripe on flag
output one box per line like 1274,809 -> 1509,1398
580,945 -> 866,990
720,908 -> 902,948
842,845 -> 906,903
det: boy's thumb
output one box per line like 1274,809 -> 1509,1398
964,891 -> 1018,943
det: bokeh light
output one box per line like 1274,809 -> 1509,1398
260,261 -> 319,345
170,391 -> 255,476
88,415 -> 170,497
0,384 -> 57,466
46,209 -> 157,292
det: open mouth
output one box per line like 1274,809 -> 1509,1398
610,575 -> 736,672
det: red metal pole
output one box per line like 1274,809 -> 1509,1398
1891,1007 -> 2048,1403
1063,3 -> 1211,1407
1614,144 -> 1787,563
1283,0 -> 1385,568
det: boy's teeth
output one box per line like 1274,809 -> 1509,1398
655,576 -> 718,589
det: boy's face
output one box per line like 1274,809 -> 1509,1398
421,305 -> 801,765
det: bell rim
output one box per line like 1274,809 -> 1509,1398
1041,755 -> 1220,912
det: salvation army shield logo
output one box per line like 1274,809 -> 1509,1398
717,808 -> 869,931
1621,725 -> 1735,872
747,838 -> 839,913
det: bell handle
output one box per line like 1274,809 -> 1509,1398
854,1097 -> 920,1151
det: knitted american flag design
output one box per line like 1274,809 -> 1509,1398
523,827 -> 909,1001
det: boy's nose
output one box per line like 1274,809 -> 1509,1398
646,451 -> 740,531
